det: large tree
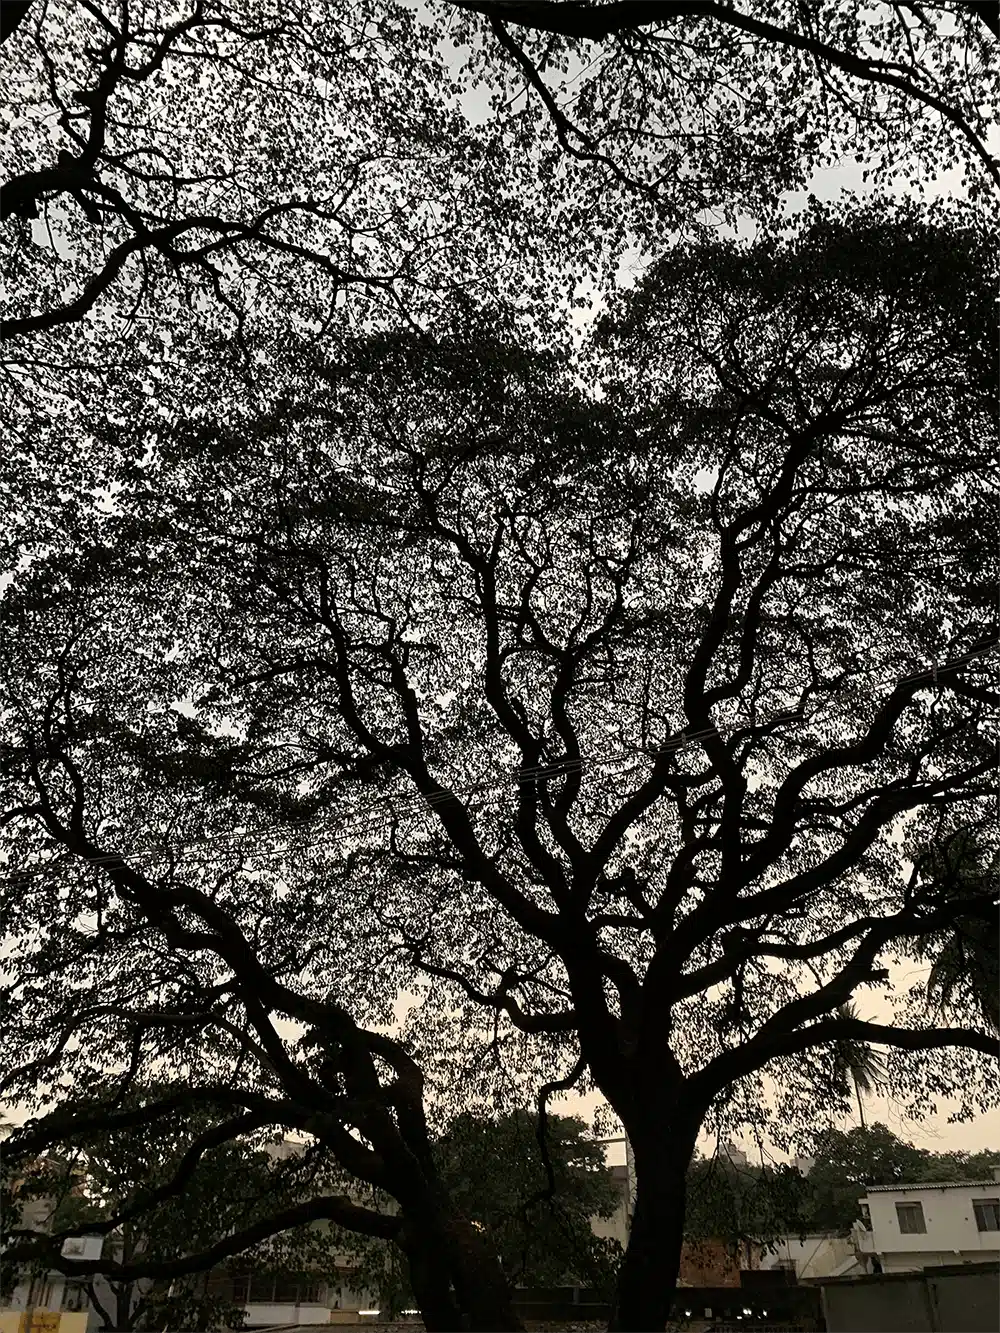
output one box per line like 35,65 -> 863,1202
5,0 -> 997,354
0,738 -> 524,1333
1,208 -> 997,1331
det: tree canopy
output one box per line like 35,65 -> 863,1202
1,204 -> 996,1330
4,0 -> 998,353
2,4 -> 998,1329
1,1086 -> 399,1330
797,1124 -> 931,1234
908,822 -> 1000,1035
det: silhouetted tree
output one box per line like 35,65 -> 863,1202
1,209 -> 996,1332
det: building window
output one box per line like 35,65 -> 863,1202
245,1273 -> 325,1305
973,1199 -> 1000,1232
895,1201 -> 927,1234
272,1274 -> 323,1304
204,1270 -> 250,1304
231,1274 -> 251,1304
62,1281 -> 88,1312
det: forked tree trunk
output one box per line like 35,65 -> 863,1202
445,1213 -> 523,1331
402,1227 -> 466,1332
608,1119 -> 699,1332
400,1207 -> 523,1332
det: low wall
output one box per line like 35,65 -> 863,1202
819,1261 -> 1000,1333
509,1282 -> 823,1329
318,1317 -> 805,1327
0,1313 -> 88,1333
229,1325 -> 790,1333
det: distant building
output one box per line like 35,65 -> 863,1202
0,1168 -> 100,1333
0,1138 -> 379,1331
853,1173 -> 1000,1274
198,1267 -> 376,1327
590,1162 -> 631,1249
0,1123 -> 86,1332
171,1139 -> 379,1326
677,1238 -> 761,1287
758,1233 -> 863,1281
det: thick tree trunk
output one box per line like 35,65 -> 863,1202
401,1207 -> 523,1332
402,1228 -> 467,1332
445,1213 -> 523,1332
608,1120 -> 699,1333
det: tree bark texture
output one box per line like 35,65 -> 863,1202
446,1213 -> 523,1331
608,1118 -> 699,1332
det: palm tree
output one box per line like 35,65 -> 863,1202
830,1000 -> 889,1129
915,827 -> 999,1035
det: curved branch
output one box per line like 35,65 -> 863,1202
0,0 -> 33,48
454,2 -> 1000,193
5,1191 -> 401,1284
5,1086 -> 306,1161
694,1016 -> 997,1098
2,207 -> 387,341
405,946 -> 577,1034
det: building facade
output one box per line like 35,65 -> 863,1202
854,1174 -> 1000,1274
198,1266 -> 377,1327
589,1163 -> 631,1250
758,1233 -> 863,1281
1,1135 -> 379,1330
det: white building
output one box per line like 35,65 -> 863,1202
758,1233 -> 863,1281
590,1163 -> 631,1249
854,1171 -> 1000,1274
0,1181 -> 98,1333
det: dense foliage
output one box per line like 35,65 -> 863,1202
798,1124 -> 1000,1234
684,1154 -> 808,1258
2,212 -> 996,1329
5,1 -> 998,345
325,1110 -> 624,1317
437,1111 -> 622,1291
